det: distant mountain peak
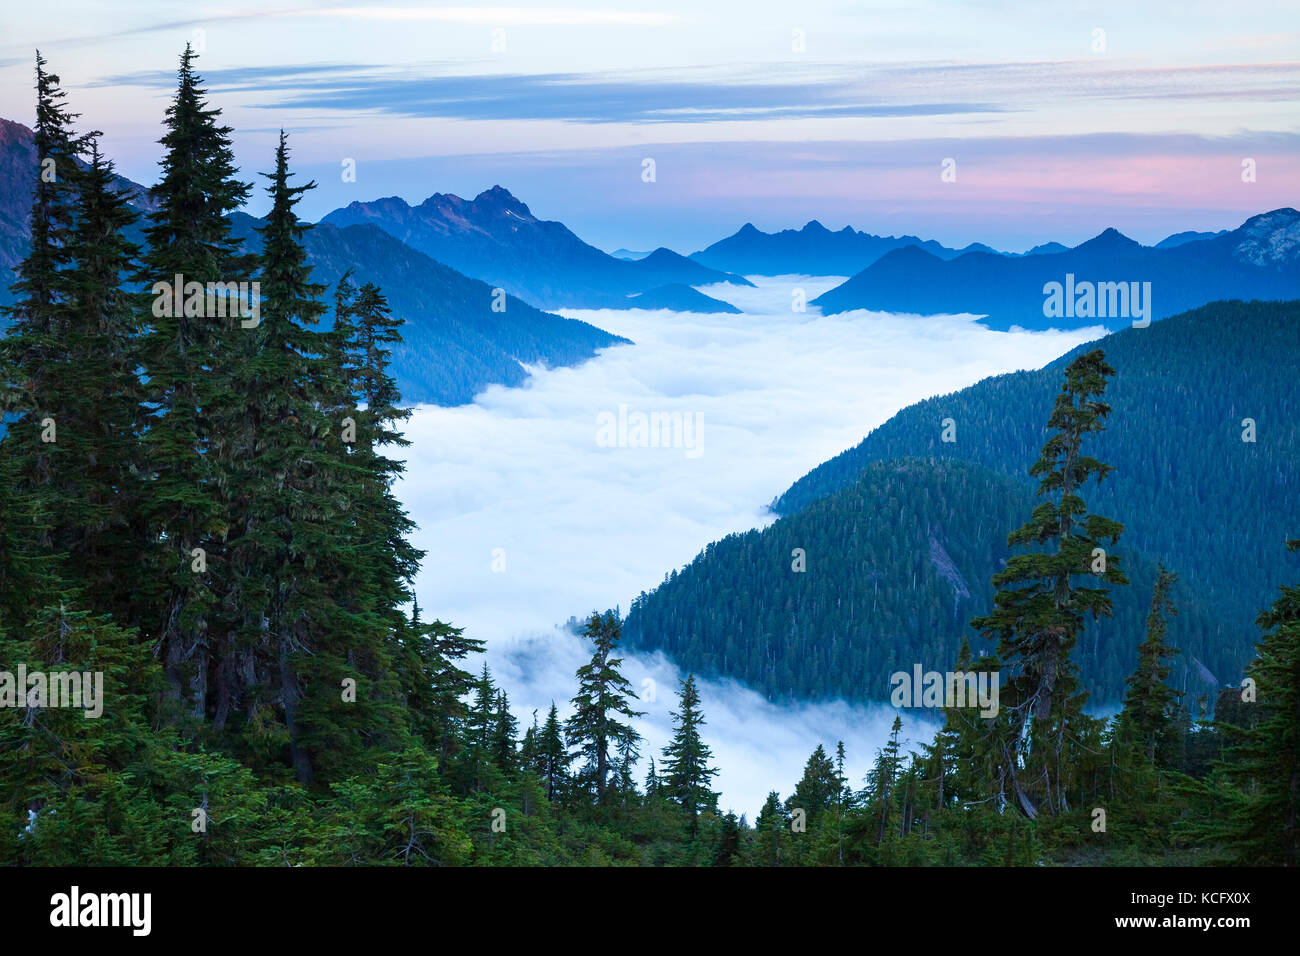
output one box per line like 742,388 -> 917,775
353,195 -> 413,213
1238,207 -> 1300,234
639,247 -> 683,264
0,116 -> 32,145
468,185 -> 535,220
736,222 -> 761,235
1076,226 -> 1141,252
803,219 -> 829,233
1230,207 -> 1300,267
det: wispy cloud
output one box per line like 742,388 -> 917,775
320,5 -> 684,26
88,58 -> 1298,126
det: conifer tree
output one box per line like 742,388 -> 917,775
57,137 -> 145,621
134,45 -> 254,720
1117,564 -> 1182,767
970,349 -> 1128,817
565,611 -> 643,802
786,743 -> 839,836
660,674 -> 718,825
469,663 -> 497,754
1206,540 -> 1300,865
394,609 -> 481,762
537,702 -> 569,802
492,690 -> 519,773
754,791 -> 790,866
0,53 -> 86,621
332,279 -> 423,637
868,718 -> 904,844
643,756 -> 660,800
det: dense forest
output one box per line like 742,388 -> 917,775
0,50 -> 1295,867
624,457 -> 1235,704
773,299 -> 1300,674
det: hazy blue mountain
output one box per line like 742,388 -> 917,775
1021,241 -> 1070,256
610,248 -> 653,260
1156,229 -> 1228,248
0,117 -> 625,405
625,283 -> 741,313
322,186 -> 753,311
688,219 -> 1000,276
230,213 -> 628,405
812,210 -> 1300,329
628,299 -> 1300,704
0,117 -> 159,304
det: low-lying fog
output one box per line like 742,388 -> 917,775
397,275 -> 1101,816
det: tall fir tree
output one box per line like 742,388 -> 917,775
660,674 -> 718,825
970,349 -> 1128,817
1116,564 -> 1182,767
0,53 -> 87,622
134,45 -> 254,721
57,137 -> 145,621
536,702 -> 569,802
565,611 -> 643,803
491,690 -> 519,773
1204,540 -> 1300,864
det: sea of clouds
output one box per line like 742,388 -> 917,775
396,276 -> 1102,817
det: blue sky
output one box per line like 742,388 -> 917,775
2,1 -> 1296,250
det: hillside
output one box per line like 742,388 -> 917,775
225,213 -> 628,405
626,283 -> 741,313
624,458 -> 1233,705
773,298 -> 1299,653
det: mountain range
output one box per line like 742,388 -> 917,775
812,210 -> 1300,330
688,220 -> 1008,276
322,187 -> 753,312
0,118 -> 625,406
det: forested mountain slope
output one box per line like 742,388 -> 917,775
627,300 -> 1300,704
624,458 -> 1235,704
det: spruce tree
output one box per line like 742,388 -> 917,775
1208,540 -> 1300,864
537,702 -> 569,802
58,137 -> 145,621
394,609 -> 481,763
660,674 -> 718,824
565,611 -> 643,802
135,45 -> 254,720
970,349 -> 1128,817
491,690 -> 519,773
786,743 -> 839,843
0,53 -> 86,621
1116,564 -> 1182,767
754,791 -> 790,866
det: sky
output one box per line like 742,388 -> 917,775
1,1 -> 1297,251
396,276 -> 1101,814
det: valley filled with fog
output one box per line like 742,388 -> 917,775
397,277 -> 1103,816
